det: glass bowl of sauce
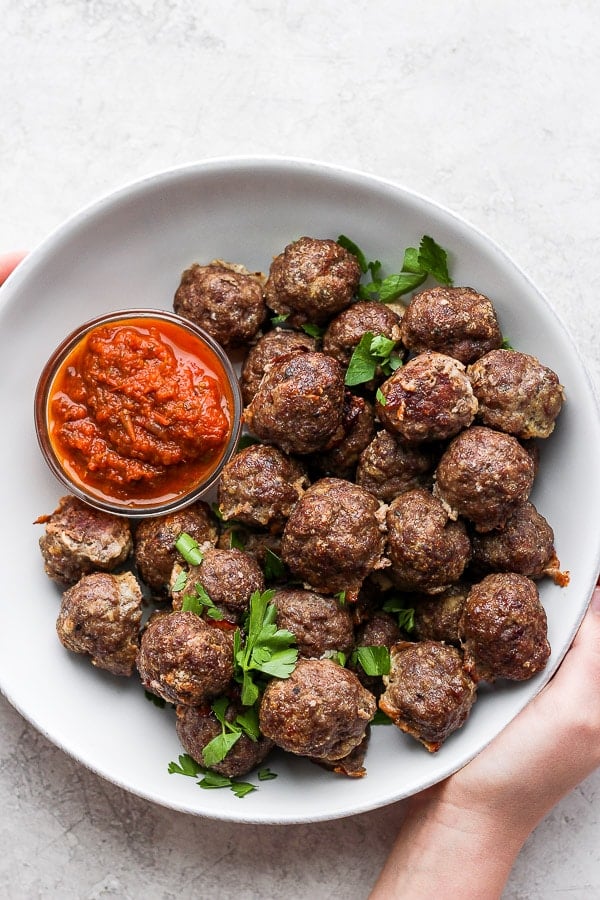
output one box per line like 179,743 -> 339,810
35,309 -> 243,517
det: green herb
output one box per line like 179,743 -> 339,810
416,235 -> 452,286
337,233 -> 382,281
234,589 -> 298,706
352,645 -> 391,677
332,650 -> 347,667
501,336 -> 514,350
371,709 -> 393,725
334,590 -> 346,605
263,548 -> 286,582
201,697 -> 243,768
375,387 -> 387,406
167,753 -> 265,798
344,331 -> 403,387
302,323 -> 325,339
228,528 -> 247,550
181,584 -> 224,621
382,596 -> 416,633
237,434 -> 260,451
144,690 -> 166,708
271,313 -> 289,326
257,767 -> 278,781
175,532 -> 204,566
171,569 -> 188,592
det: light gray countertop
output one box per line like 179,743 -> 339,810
1,2 -> 599,897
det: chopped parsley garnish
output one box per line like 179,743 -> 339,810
228,528 -> 247,550
257,767 -> 278,781
236,433 -> 260,452
181,584 -> 224,621
375,387 -> 387,406
201,697 -> 258,768
167,753 -> 265,798
175,532 -> 204,566
301,322 -> 326,339
338,233 -> 452,303
171,568 -> 188,592
344,331 -> 403,387
501,336 -> 514,349
351,645 -> 391,677
371,709 -> 393,725
263,548 -> 286,582
233,589 -> 298,706
382,596 -> 416,633
270,313 -> 289,326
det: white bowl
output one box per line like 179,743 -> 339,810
1,157 -> 599,824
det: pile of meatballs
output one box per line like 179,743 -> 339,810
36,235 -> 568,783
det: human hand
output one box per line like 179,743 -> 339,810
371,583 -> 600,899
0,252 -> 27,286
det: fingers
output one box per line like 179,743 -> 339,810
0,251 -> 27,286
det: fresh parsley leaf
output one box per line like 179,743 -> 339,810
270,313 -> 289,326
198,770 -> 232,789
382,596 -> 416,633
171,569 -> 187,593
257,767 -> 278,781
234,705 -> 260,741
332,651 -> 347,667
302,323 -> 325,339
371,709 -> 393,725
345,331 -> 403,387
501,336 -> 514,350
378,271 -> 427,302
237,434 -> 260,451
202,730 -> 241,768
354,645 -> 391,677
230,781 -> 257,798
181,584 -> 225,621
375,387 -> 387,406
168,753 -> 202,777
234,589 -> 298,706
334,590 -> 346,605
417,235 -> 452,286
337,234 -> 370,273
401,246 -> 422,274
228,528 -> 247,550
175,532 -> 204,566
263,548 -> 286,582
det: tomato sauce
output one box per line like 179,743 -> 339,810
46,317 -> 235,507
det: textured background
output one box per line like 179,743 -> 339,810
1,2 -> 599,897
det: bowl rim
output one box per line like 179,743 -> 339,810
33,306 -> 243,518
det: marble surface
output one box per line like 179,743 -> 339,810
1,2 -> 599,897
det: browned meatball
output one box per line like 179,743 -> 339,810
385,488 -> 471,594
281,478 -> 387,597
379,640 -> 476,751
400,285 -> 503,364
312,730 -> 370,778
170,548 -> 264,621
173,260 -> 266,348
264,237 -> 361,327
352,611 -> 403,696
356,430 -> 436,502
37,495 -> 132,587
322,300 -> 402,367
459,573 -> 551,682
377,351 -> 478,443
271,588 -> 354,658
133,501 -> 218,595
411,581 -> 471,646
217,443 -> 309,530
259,657 -> 376,759
244,351 -> 345,455
56,571 -> 142,676
467,349 -> 565,439
137,610 -> 234,705
469,500 -> 565,581
175,701 -> 274,777
308,394 -> 375,478
240,327 -> 318,406
433,426 -> 536,532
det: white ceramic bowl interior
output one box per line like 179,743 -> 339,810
0,157 -> 599,824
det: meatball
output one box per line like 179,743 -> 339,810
312,730 -> 370,777
385,488 -> 471,594
259,657 -> 376,759
379,640 -> 476,752
411,581 -> 471,646
137,610 -> 234,705
264,237 -> 361,326
322,300 -> 402,367
133,501 -> 218,595
217,443 -> 309,531
217,526 -> 284,576
459,573 -> 551,682
271,588 -> 354,658
37,494 -> 132,587
356,429 -> 436,502
467,349 -> 565,439
240,327 -> 318,406
352,611 -> 403,696
173,260 -> 266,348
244,351 -> 345,455
400,285 -> 503,364
56,571 -> 142,676
376,351 -> 478,443
433,426 -> 536,532
281,477 -> 387,597
308,393 -> 375,478
170,548 -> 265,621
469,500 -> 565,582
175,701 -> 274,778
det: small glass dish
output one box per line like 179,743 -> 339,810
34,309 -> 242,518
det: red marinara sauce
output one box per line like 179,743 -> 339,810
44,315 -> 237,508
